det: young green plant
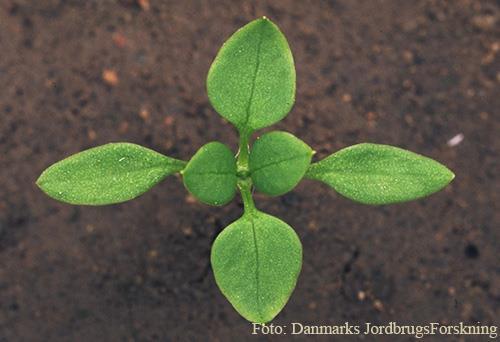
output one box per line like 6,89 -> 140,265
37,17 -> 455,323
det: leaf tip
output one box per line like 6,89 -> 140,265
35,171 -> 47,189
254,16 -> 277,28
35,178 -> 42,189
446,168 -> 456,183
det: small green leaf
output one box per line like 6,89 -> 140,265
207,17 -> 295,133
211,211 -> 302,323
182,142 -> 237,206
37,143 -> 186,205
249,131 -> 313,196
306,143 -> 455,205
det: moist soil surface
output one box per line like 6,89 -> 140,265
0,1 -> 499,341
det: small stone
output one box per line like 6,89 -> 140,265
45,79 -> 55,88
87,129 -> 97,141
185,194 -> 197,204
373,299 -> 384,311
139,107 -> 150,121
102,69 -> 119,86
163,116 -> 175,126
471,15 -> 497,31
341,93 -> 352,103
85,224 -> 95,233
404,114 -> 414,126
402,79 -> 413,89
447,133 -> 464,147
137,0 -> 150,11
118,121 -> 129,134
366,111 -> 377,121
112,32 -> 127,48
307,220 -> 318,232
402,50 -> 414,63
481,52 -> 495,65
182,226 -> 193,236
357,291 -> 366,301
479,112 -> 489,120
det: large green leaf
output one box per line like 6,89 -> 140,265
182,142 -> 237,206
207,17 -> 295,133
211,211 -> 302,323
37,143 -> 186,205
249,131 -> 313,196
306,143 -> 455,205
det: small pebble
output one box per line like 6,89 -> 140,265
341,93 -> 352,103
137,0 -> 150,11
102,69 -> 119,86
185,194 -> 197,204
182,226 -> 193,236
447,133 -> 464,147
307,220 -> 318,232
373,299 -> 384,311
139,107 -> 150,121
87,129 -> 97,141
85,224 -> 95,233
163,116 -> 175,126
112,32 -> 127,48
471,15 -> 497,31
118,121 -> 129,134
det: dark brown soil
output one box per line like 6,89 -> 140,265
1,1 -> 499,341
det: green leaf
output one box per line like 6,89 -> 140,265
211,210 -> 302,323
37,143 -> 186,205
182,142 -> 237,206
306,143 -> 455,205
207,17 -> 295,133
249,131 -> 313,196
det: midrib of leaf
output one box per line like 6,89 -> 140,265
251,153 -> 310,174
186,171 -> 235,176
241,28 -> 264,132
311,170 -> 441,179
44,164 -> 171,189
249,215 -> 263,321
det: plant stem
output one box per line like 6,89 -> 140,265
237,129 -> 251,169
236,129 -> 256,213
172,158 -> 188,171
238,179 -> 256,213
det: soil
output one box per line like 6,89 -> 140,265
0,1 -> 499,341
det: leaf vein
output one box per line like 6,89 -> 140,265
241,28 -> 264,131
184,171 -> 235,176
312,170 -> 439,178
250,216 -> 263,321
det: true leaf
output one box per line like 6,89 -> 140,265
182,142 -> 237,206
207,17 -> 295,133
36,143 -> 186,205
306,143 -> 455,205
211,210 -> 302,323
249,131 -> 313,196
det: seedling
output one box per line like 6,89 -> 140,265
37,18 -> 454,323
